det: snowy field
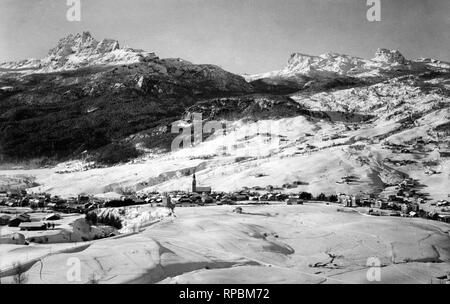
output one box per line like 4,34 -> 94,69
1,203 -> 449,284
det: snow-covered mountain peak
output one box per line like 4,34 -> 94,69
0,31 -> 157,73
245,48 -> 449,82
285,52 -> 367,76
372,48 -> 407,65
47,31 -> 104,57
285,53 -> 319,72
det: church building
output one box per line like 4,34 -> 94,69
192,172 -> 212,194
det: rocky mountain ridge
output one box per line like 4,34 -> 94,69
245,48 -> 450,81
0,31 -> 157,73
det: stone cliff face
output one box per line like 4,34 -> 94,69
47,31 -> 122,58
372,48 -> 407,65
0,31 -> 156,72
47,31 -> 102,56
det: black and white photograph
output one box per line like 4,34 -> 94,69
0,0 -> 449,287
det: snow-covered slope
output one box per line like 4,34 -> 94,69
3,78 -> 448,204
2,204 -> 449,283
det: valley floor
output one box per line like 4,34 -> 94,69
1,203 -> 449,284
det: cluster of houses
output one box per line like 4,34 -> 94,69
382,137 -> 450,160
0,190 -> 104,213
338,193 -> 422,215
1,173 -> 449,230
337,178 -> 450,223
157,189 -> 291,207
0,212 -> 60,231
0,175 -> 302,222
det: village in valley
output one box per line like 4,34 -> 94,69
1,169 -> 450,241
1,0 -> 450,285
2,165 -> 450,284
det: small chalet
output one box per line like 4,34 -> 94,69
19,222 -> 47,231
8,213 -> 31,227
0,215 -> 11,226
45,213 -> 61,221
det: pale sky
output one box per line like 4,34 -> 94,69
0,0 -> 449,74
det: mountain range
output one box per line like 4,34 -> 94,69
0,32 -> 448,204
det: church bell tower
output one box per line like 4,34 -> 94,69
192,172 -> 197,193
